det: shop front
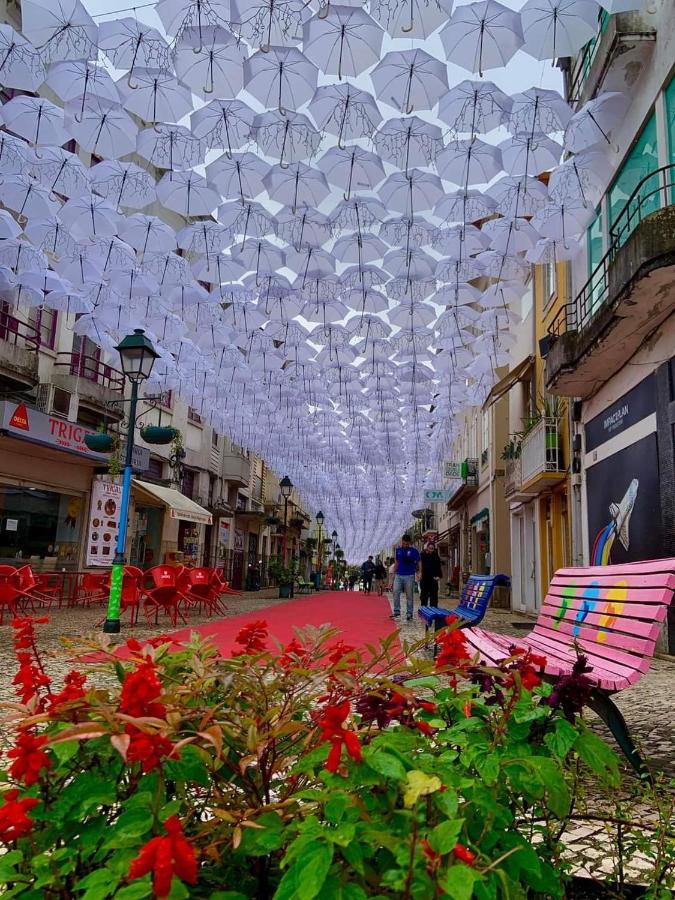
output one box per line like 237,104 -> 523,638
130,480 -> 212,567
0,400 -> 108,569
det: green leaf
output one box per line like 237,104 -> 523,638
403,676 -> 442,690
163,745 -> 210,786
114,882 -> 152,899
427,819 -> 463,855
209,894 -> 249,900
441,865 -> 481,900
274,841 -> 333,900
114,808 -> 154,839
315,881 -> 368,900
474,752 -> 500,785
50,739 -> 79,765
365,749 -> 406,781
237,812 -> 284,856
574,727 -> 620,786
78,868 -> 118,899
544,718 -> 579,760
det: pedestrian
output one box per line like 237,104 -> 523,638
419,542 -> 443,607
361,555 -> 376,594
390,535 -> 421,621
348,572 -> 358,591
387,556 -> 396,591
374,557 -> 387,595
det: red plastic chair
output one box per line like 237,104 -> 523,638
95,566 -> 142,626
177,567 -> 222,617
210,568 -> 241,599
0,565 -> 21,624
15,566 -> 61,610
77,572 -> 110,608
141,565 -> 186,627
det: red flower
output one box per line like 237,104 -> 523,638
48,670 -> 87,714
11,617 -> 52,709
278,637 -> 304,668
421,838 -> 442,873
435,624 -> 471,671
233,620 -> 268,656
503,647 -> 546,692
0,789 -> 39,843
453,843 -> 476,866
119,660 -> 166,719
126,727 -> 178,773
7,730 -> 51,786
316,700 -> 362,772
128,816 -> 198,899
126,635 -> 175,653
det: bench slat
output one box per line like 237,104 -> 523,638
547,580 -> 673,604
537,611 -> 658,655
532,620 -> 651,670
541,598 -> 668,626
553,561 -> 675,579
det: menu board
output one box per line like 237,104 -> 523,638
86,479 -> 122,567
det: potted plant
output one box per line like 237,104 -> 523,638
140,424 -> 179,445
265,515 -> 281,527
268,555 -> 295,599
84,424 -> 115,453
544,398 -> 562,454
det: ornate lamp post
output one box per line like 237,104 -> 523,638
279,475 -> 293,565
103,329 -> 159,634
316,510 -> 324,585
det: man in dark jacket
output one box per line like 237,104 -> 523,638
361,555 -> 376,593
419,542 -> 443,607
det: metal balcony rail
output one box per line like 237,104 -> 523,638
521,418 -> 562,484
568,10 -> 610,103
55,351 -> 125,391
0,309 -> 41,350
548,163 -> 675,338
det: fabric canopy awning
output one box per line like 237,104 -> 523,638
470,507 -> 489,525
133,480 -> 212,525
482,356 -> 534,409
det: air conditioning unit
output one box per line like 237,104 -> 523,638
35,384 -> 77,420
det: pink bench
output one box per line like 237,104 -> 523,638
462,559 -> 675,776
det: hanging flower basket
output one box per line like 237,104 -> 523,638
84,433 -> 115,453
265,515 -> 281,526
140,425 -> 179,445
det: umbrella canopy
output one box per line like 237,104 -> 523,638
190,99 -> 255,154
373,116 -> 443,175
157,171 -> 220,217
317,146 -> 385,200
521,0 -> 601,61
173,25 -> 246,98
0,24 -> 45,91
67,99 -> 137,159
118,69 -> 193,124
250,110 -> 322,167
308,83 -> 382,146
136,124 -> 203,172
437,79 -> 512,136
263,163 -> 330,213
303,5 -> 384,80
371,48 -> 448,114
244,46 -> 318,114
440,1 -> 524,77
21,0 -> 98,65
2,95 -> 69,146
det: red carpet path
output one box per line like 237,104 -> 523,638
158,591 -> 399,658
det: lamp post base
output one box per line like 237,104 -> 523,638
102,618 -> 121,634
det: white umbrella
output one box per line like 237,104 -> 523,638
46,61 -> 119,111
526,236 -> 584,264
433,223 -> 490,258
388,302 -> 437,329
435,189 -> 497,223
531,199 -> 595,242
119,214 -> 176,255
317,146 -> 385,200
118,69 -> 194,124
190,99 -> 255,155
369,0 -> 451,40
250,111 -> 322,168
157,171 -> 220,217
0,174 -> 59,220
230,0 -> 307,50
373,116 -> 443,175
563,92 -> 628,153
333,232 -> 388,265
99,17 -> 170,73
548,148 -> 609,207
489,175 -> 549,218
2,96 -> 68,147
244,46 -> 318,115
308,84 -> 382,147
136,124 -> 203,172
499,133 -> 562,178
482,216 -> 540,254
303,5 -> 384,80
90,160 -> 157,211
510,87 -> 572,137
0,238 -> 47,274
440,1 -> 524,77
30,147 -> 90,200
0,133 -> 33,177
275,208 -> 330,250
371,48 -> 448,114
156,0 -> 231,44
173,25 -> 245,98
234,239 -> 286,284
219,200 -> 276,244
206,152 -> 270,203
21,0 -> 98,65
521,0 -> 601,61
437,79 -> 512,136
59,195 -> 121,240
66,99 -> 137,160
0,209 -> 22,239
43,289 -> 93,315
378,170 -> 444,215
436,138 -> 503,189
383,248 -> 437,281
263,163 -> 330,214
0,24 -> 45,91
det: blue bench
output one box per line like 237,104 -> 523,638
418,574 -> 511,651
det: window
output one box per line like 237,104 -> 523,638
587,207 -> 604,313
29,307 -> 57,349
609,112 -> 659,244
146,457 -> 163,481
666,75 -> 675,200
158,390 -> 173,409
188,406 -> 202,424
211,430 -> 218,448
481,412 -> 489,462
542,264 -> 556,305
181,468 -> 195,499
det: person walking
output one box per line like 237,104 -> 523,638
374,558 -> 387,595
361,555 -> 376,594
387,556 -> 396,591
391,535 -> 420,621
419,542 -> 443,607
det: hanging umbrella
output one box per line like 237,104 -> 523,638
21,0 -> 98,65
47,61 -> 120,120
433,223 -> 490,258
434,189 -> 497,224
526,236 -> 584,265
136,124 -> 203,172
563,92 -> 628,153
333,232 -> 388,265
244,46 -> 318,115
380,215 -> 434,250
373,116 -> 443,175
250,110 -> 322,168
437,78 -> 512,137
0,24 -> 45,91
230,0 -> 306,50
481,216 -> 540,254
488,174 -> 549,218
173,25 -> 245,98
156,0 -> 231,44
547,148 -> 609,207
59,195 -> 121,240
2,96 -> 69,147
369,0 -> 451,40
190,99 -> 255,155
303,5 -> 384,80
329,196 -> 387,233
317,146 -> 385,200
371,48 -> 448,114
157,171 -> 220,217
388,301 -> 437,328
308,83 -> 382,147
30,147 -> 90,199
0,132 -> 32,177
509,87 -> 572,137
99,17 -> 170,75
66,99 -> 137,159
275,208 -> 330,250
531,199 -> 595,242
0,209 -> 22,240
0,174 -> 59,220
499,133 -> 562,178
233,239 -> 286,284
475,249 -> 530,282
218,200 -> 276,244
0,238 -> 47,275
383,248 -> 437,281
521,0 -> 600,61
439,1 -> 524,77
119,69 -> 193,124
378,169 -> 444,215
90,160 -> 157,211
119,214 -> 176,255
436,138 -> 503,189
205,152 -> 270,203
436,256 -> 486,283
263,163 -> 330,214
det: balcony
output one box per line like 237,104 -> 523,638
546,167 -> 675,398
52,352 -> 125,415
447,459 -> 479,511
519,419 -> 566,494
222,452 -> 251,487
567,11 -> 656,107
0,310 -> 40,391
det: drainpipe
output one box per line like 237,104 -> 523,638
569,401 -> 584,567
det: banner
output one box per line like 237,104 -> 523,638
86,480 -> 122,567
443,461 -> 462,478
424,488 -> 452,502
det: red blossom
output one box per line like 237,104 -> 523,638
453,843 -> 476,866
125,727 -> 178,773
316,700 -> 362,772
421,838 -> 442,873
435,621 -> 471,671
126,635 -> 175,653
503,647 -> 547,692
0,789 -> 39,843
119,660 -> 166,719
47,670 -> 87,714
127,816 -> 198,898
10,618 -> 51,709
278,637 -> 304,668
233,620 -> 268,656
7,730 -> 51,786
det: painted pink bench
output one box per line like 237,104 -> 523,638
462,559 -> 675,775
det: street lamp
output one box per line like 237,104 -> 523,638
316,511 -> 324,584
279,475 -> 293,565
103,329 -> 159,634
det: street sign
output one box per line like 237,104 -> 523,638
424,488 -> 453,502
120,444 -> 151,472
444,461 -> 462,478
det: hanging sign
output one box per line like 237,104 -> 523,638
86,479 -> 122,567
0,401 -> 107,460
218,519 -> 231,546
424,489 -> 453,502
444,461 -> 462,478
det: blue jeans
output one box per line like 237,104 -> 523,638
393,574 -> 415,617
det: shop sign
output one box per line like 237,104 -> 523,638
119,443 -> 151,473
234,528 -> 244,551
218,519 -> 231,546
585,374 -> 656,453
86,480 -> 122,567
444,461 -> 462,478
424,488 -> 453,502
0,401 -> 108,461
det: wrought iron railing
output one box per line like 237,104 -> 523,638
521,418 -> 563,483
0,308 -> 41,350
55,351 -> 125,391
548,163 -> 675,338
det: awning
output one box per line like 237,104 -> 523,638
133,480 -> 212,525
482,356 -> 534,409
470,507 -> 489,525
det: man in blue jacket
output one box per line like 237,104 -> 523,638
391,534 -> 420,621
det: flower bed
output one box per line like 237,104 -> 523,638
0,616 -> 673,898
